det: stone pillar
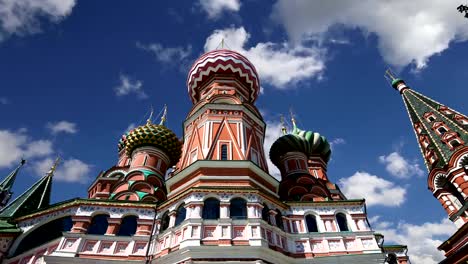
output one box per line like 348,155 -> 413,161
190,203 -> 202,219
106,218 -> 121,235
71,216 -> 91,234
269,210 -> 277,226
136,218 -> 154,236
247,203 -> 259,218
168,211 -> 177,228
220,202 -> 230,218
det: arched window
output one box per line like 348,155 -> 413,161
262,204 -> 271,224
202,198 -> 220,219
305,215 -> 319,232
230,198 -> 247,219
175,204 -> 186,226
160,212 -> 170,232
88,214 -> 109,235
14,216 -> 73,256
436,176 -> 465,208
275,210 -> 284,230
336,213 -> 349,232
117,215 -> 138,236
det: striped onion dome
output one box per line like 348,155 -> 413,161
125,122 -> 182,166
187,49 -> 260,103
269,126 -> 331,168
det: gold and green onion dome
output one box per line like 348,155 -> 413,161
269,126 -> 331,168
124,122 -> 182,166
118,132 -> 130,152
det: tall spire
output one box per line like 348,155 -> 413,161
280,115 -> 287,135
147,106 -> 154,124
388,73 -> 468,171
0,157 -> 60,218
0,159 -> 26,208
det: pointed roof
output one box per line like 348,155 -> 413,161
0,159 -> 26,194
388,73 -> 468,171
0,158 -> 59,219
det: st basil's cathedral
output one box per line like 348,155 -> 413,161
0,48 -> 465,264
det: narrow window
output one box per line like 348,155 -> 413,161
175,204 -> 187,226
449,139 -> 461,149
438,127 -> 448,135
251,149 -> 259,165
336,213 -> 349,232
190,150 -> 197,164
230,198 -> 247,219
220,144 -> 228,160
202,198 -> 220,220
262,204 -> 271,224
427,116 -> 436,122
305,215 -> 319,232
117,215 -> 138,236
275,210 -> 284,230
88,214 -> 109,235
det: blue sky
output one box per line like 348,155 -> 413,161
0,1 -> 467,263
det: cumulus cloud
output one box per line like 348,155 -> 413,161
272,0 -> 468,69
46,120 -> 77,134
0,129 -> 53,168
136,42 -> 192,64
339,171 -> 406,207
263,120 -> 283,179
32,157 -> 91,183
114,74 -> 147,99
204,27 -> 325,89
379,152 -> 424,179
371,216 -> 457,264
0,0 -> 76,42
330,138 -> 346,149
198,0 -> 240,19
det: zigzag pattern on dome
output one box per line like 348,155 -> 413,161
187,49 -> 260,103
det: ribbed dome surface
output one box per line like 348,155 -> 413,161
187,49 -> 260,103
269,126 -> 331,168
125,122 -> 182,166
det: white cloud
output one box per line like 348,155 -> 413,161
198,0 -> 240,19
204,27 -> 325,90
0,129 -> 53,168
0,0 -> 76,42
114,74 -> 147,99
136,42 -> 192,64
379,152 -> 424,179
46,120 -> 77,134
263,120 -> 283,179
272,0 -> 468,69
339,171 -> 406,207
372,217 -> 457,264
330,138 -> 345,149
0,97 -> 9,104
33,157 -> 91,183
125,123 -> 136,133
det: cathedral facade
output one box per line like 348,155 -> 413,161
0,49 -> 449,264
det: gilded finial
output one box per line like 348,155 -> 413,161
47,157 -> 61,176
221,38 -> 224,49
384,68 -> 397,82
159,104 -> 167,126
147,106 -> 154,124
280,115 -> 287,135
289,108 -> 297,129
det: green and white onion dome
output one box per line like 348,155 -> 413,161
124,122 -> 182,166
269,126 -> 331,168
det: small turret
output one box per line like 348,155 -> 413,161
0,159 -> 26,208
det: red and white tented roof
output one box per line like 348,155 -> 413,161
187,49 -> 260,103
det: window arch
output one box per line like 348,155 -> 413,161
305,214 -> 319,232
202,198 -> 220,220
261,204 -> 271,224
14,216 -> 72,256
336,213 -> 349,232
436,176 -> 465,208
275,210 -> 284,230
117,215 -> 138,236
88,214 -> 109,235
160,212 -> 170,232
230,198 -> 247,219
175,204 -> 187,226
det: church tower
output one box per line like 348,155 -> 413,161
387,71 -> 468,262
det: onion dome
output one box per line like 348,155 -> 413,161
118,132 -> 130,152
187,49 -> 260,103
125,121 -> 182,166
269,125 -> 331,168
